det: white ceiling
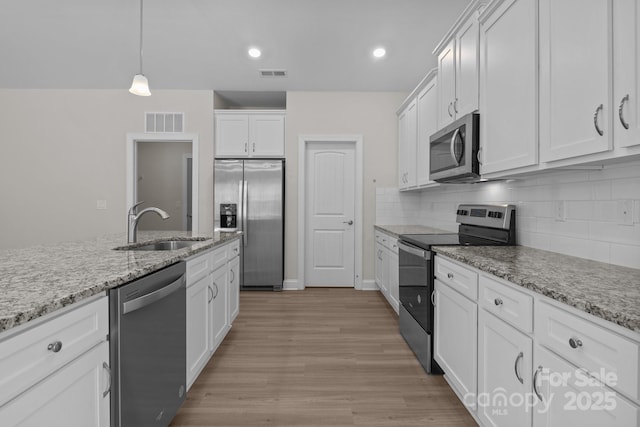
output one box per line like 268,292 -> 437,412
0,0 -> 470,93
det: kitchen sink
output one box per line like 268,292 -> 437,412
114,239 -> 208,251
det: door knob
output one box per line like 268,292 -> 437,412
343,220 -> 354,225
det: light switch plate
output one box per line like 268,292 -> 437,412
617,200 -> 633,226
96,200 -> 107,210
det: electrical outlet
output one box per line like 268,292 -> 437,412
618,200 -> 633,226
96,200 -> 107,210
555,201 -> 565,221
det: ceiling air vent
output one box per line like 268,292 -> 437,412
145,112 -> 184,133
259,69 -> 288,78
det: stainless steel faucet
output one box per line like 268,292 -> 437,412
127,201 -> 170,243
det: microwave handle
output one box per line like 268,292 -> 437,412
450,128 -> 461,166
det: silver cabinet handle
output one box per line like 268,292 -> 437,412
447,272 -> 454,279
448,102 -> 454,117
102,362 -> 111,397
477,147 -> 483,166
619,94 -> 630,130
244,143 -> 248,153
569,337 -> 583,349
533,366 -> 544,402
450,128 -> 461,166
431,290 -> 436,306
514,352 -> 524,384
230,269 -> 235,283
343,220 -> 354,225
594,104 -> 604,136
213,282 -> 219,299
253,143 -> 256,153
208,285 -> 214,303
494,298 -> 503,306
453,98 -> 459,113
47,341 -> 63,353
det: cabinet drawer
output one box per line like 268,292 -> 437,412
211,246 -> 228,272
434,256 -> 478,301
479,275 -> 533,333
536,301 -> 640,402
186,249 -> 211,285
0,296 -> 108,406
227,239 -> 240,259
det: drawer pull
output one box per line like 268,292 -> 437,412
47,341 -> 63,353
514,352 -> 524,384
103,362 -> 111,397
533,365 -> 544,402
494,298 -> 503,306
569,338 -> 583,349
447,273 -> 454,279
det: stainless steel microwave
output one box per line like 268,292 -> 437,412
429,113 -> 480,183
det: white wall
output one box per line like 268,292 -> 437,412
376,160 -> 640,269
285,91 -> 407,285
0,89 -> 214,249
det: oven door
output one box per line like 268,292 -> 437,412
398,241 -> 433,333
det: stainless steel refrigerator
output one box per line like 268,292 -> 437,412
214,159 -> 284,291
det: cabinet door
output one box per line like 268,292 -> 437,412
209,266 -> 229,354
249,115 -> 285,157
479,0 -> 538,175
438,40 -> 457,127
186,274 -> 210,390
539,0 -> 612,162
456,15 -> 480,117
532,345 -> 640,427
434,279 -> 478,410
0,342 -> 110,427
613,0 -> 640,148
416,77 -> 438,187
398,99 -> 417,189
228,255 -> 240,323
387,247 -> 399,314
374,243 -> 387,295
215,114 -> 249,157
397,107 -> 409,189
478,310 -> 533,427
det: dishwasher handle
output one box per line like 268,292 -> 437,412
398,241 -> 430,260
122,275 -> 185,315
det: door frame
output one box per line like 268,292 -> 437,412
297,135 -> 363,290
126,133 -> 199,234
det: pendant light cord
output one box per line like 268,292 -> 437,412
138,0 -> 144,75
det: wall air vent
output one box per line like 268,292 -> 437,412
259,69 -> 288,78
145,112 -> 184,133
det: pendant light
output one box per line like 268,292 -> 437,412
129,0 -> 151,96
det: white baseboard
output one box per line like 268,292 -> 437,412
360,279 -> 379,291
283,279 -> 304,290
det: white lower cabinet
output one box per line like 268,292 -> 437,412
434,278 -> 478,411
478,309 -> 533,427
533,345 -> 640,427
228,254 -> 240,323
209,264 -> 229,354
1,341 -> 110,427
186,273 -> 211,389
0,296 -> 110,427
435,254 -> 640,426
374,230 -> 399,314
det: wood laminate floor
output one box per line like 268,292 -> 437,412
170,288 -> 476,426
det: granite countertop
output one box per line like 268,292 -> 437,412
0,230 -> 241,333
375,224 -> 453,238
433,246 -> 640,333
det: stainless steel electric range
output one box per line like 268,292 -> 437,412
398,204 -> 516,374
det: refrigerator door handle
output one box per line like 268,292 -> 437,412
242,180 -> 248,247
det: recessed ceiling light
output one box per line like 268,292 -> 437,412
373,47 -> 386,58
248,47 -> 262,58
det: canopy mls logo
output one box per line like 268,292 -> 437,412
464,368 -> 618,415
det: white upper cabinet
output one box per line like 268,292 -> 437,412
435,1 -> 486,128
215,111 -> 285,158
539,0 -> 612,162
613,0 -> 640,148
416,73 -> 439,187
479,0 -> 539,175
398,99 -> 418,190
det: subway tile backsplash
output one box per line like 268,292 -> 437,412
376,160 -> 640,269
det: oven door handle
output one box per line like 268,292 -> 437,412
398,241 -> 430,260
122,275 -> 185,315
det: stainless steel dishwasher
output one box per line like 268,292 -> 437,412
109,261 -> 186,427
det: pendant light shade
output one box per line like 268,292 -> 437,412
129,74 -> 151,96
130,0 -> 151,96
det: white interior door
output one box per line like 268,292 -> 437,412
305,142 -> 356,287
